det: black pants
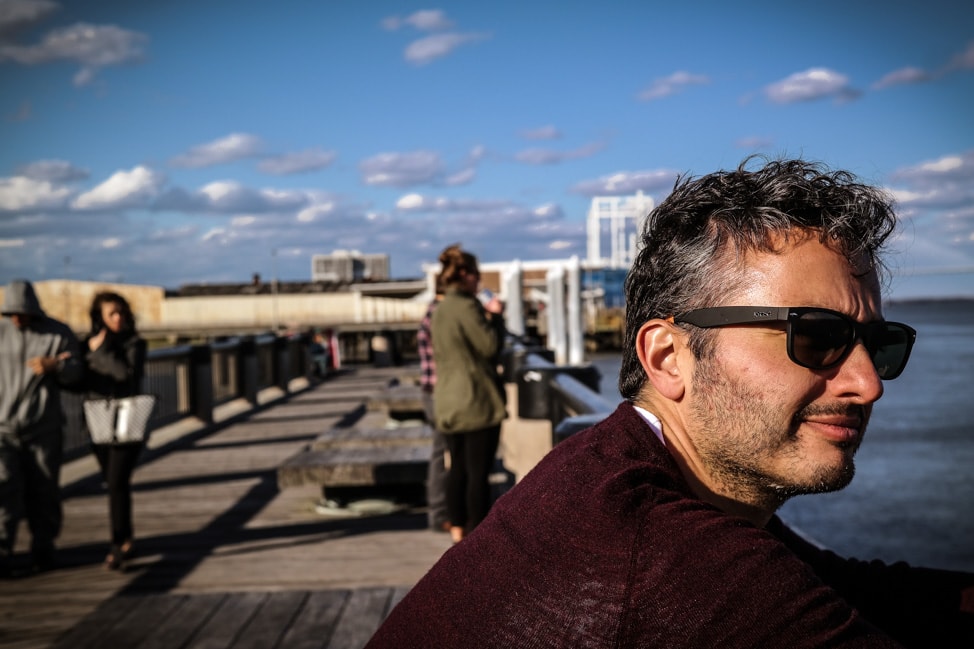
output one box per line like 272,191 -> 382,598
444,425 -> 501,534
92,443 -> 143,546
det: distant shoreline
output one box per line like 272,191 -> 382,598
887,296 -> 974,305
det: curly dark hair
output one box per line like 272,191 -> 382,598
619,156 -> 898,401
89,291 -> 137,336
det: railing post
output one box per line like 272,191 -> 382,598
503,260 -> 525,338
546,266 -> 567,364
567,255 -> 584,365
189,344 -> 214,425
275,335 -> 290,392
238,336 -> 259,406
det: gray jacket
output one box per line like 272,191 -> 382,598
0,281 -> 83,445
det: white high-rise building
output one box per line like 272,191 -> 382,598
585,191 -> 654,269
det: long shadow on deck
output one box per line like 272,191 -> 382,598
117,471 -> 427,595
57,374 -> 422,596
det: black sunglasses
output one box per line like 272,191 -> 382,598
673,306 -> 917,380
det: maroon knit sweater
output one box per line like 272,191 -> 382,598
367,402 -> 973,648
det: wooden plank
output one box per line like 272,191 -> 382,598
326,587 -> 393,649
135,594 -> 226,649
365,384 -> 425,416
311,423 -> 432,450
49,592 -> 144,649
278,589 -> 350,649
232,590 -> 307,649
277,444 -> 430,488
5,368 -> 455,649
93,593 -> 187,649
185,591 -> 266,649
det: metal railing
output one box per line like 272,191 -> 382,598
61,333 -> 316,460
503,339 -> 616,444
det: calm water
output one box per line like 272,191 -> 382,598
589,299 -> 974,572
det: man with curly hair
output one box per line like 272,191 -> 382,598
368,158 -> 973,648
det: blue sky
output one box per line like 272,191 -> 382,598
1,0 -> 972,299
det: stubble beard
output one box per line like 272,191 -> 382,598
688,354 -> 860,510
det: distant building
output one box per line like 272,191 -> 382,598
586,191 -> 654,269
312,250 -> 390,283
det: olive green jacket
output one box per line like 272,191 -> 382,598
430,288 -> 507,434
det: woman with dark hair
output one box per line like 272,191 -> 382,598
83,291 -> 147,570
431,244 -> 507,543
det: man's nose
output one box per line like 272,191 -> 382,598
832,341 -> 884,404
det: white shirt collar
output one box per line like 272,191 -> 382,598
632,405 -> 665,445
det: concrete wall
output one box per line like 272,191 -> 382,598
0,280 -> 165,334
161,292 -> 427,330
1,279 -> 427,335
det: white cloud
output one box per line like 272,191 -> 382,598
72,165 -> 164,210
0,0 -> 59,33
257,148 -> 337,175
201,227 -> 227,243
297,201 -> 335,223
199,181 -> 242,203
735,136 -> 774,149
404,32 -> 487,65
396,193 -> 425,210
533,203 -> 563,219
101,237 -> 121,249
764,68 -> 859,104
443,167 -> 475,186
872,66 -> 932,90
171,133 -> 263,168
637,71 -> 709,101
383,9 -> 454,32
885,151 -> 974,275
892,151 -> 974,186
0,238 -> 25,247
519,125 -> 561,141
360,150 -> 442,187
17,159 -> 88,182
571,169 -> 678,196
190,181 -> 308,213
918,156 -> 965,174
380,16 -> 402,31
0,22 -> 147,86
405,10 -> 453,31
395,194 -> 515,213
514,141 -> 605,166
0,175 -> 72,211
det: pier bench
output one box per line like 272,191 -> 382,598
277,379 -> 432,498
365,381 -> 426,419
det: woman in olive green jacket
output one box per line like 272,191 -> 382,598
431,245 -> 507,543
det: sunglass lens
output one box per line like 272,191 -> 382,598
791,312 -> 853,369
870,324 -> 914,379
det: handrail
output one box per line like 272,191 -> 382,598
60,332 -> 320,461
504,339 -> 615,444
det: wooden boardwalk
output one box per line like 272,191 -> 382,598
0,366 -> 462,649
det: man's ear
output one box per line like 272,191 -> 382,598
635,320 -> 687,401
